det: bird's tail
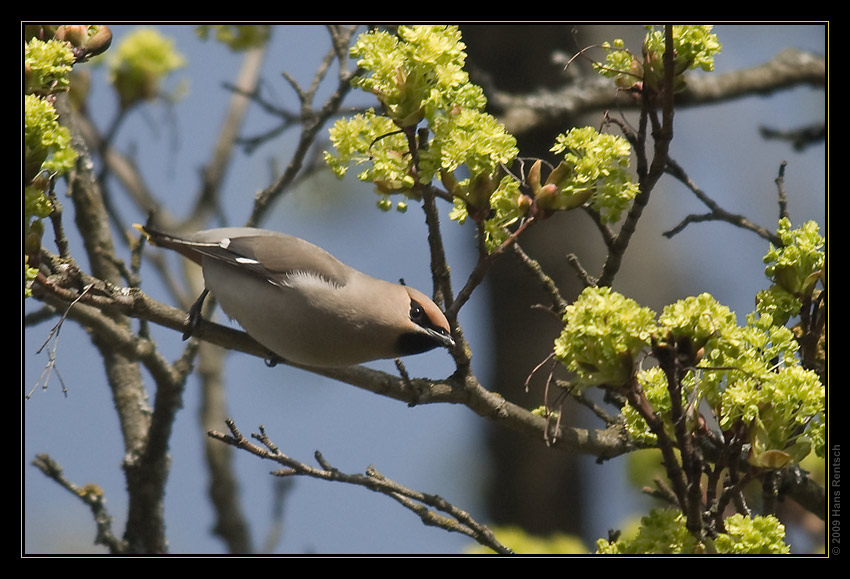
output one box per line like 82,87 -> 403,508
134,221 -> 206,265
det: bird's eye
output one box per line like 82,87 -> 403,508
409,300 -> 425,322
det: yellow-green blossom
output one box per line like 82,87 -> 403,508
544,127 -> 639,223
759,218 -> 824,324
24,94 -> 77,182
596,25 -> 722,92
555,286 -> 655,387
108,28 -> 186,109
25,38 -> 75,95
713,514 -> 790,554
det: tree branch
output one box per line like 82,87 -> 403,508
490,48 -> 824,138
31,454 -> 127,554
662,158 -> 782,245
208,419 -> 514,554
246,26 -> 362,227
597,25 -> 675,288
30,254 -> 634,461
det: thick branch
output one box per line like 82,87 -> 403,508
490,48 -> 824,138
31,259 -> 633,461
59,97 -> 169,553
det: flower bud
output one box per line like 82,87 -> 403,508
773,264 -> 800,296
53,25 -> 88,47
82,25 -> 113,59
558,188 -> 593,211
527,159 -> 542,196
544,160 -> 572,191
440,168 -> 459,197
468,172 -> 495,208
53,25 -> 112,62
25,220 -> 45,256
374,179 -> 407,194
530,183 -> 559,219
517,193 -> 532,214
25,148 -> 48,184
750,449 -> 792,470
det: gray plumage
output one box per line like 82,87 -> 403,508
137,225 -> 455,367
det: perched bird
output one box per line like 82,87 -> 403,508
136,224 -> 455,367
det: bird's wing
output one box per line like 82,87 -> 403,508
213,232 -> 352,289
138,225 -> 352,288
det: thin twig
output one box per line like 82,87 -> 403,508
774,161 -> 790,221
511,243 -> 569,318
448,216 -> 537,320
247,29 -> 362,227
596,30 -> 674,288
566,253 -> 597,288
759,122 -> 825,152
663,158 -> 782,246
27,283 -> 94,398
555,380 -> 620,426
31,454 -> 127,553
208,419 -> 514,554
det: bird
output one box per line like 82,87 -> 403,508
135,224 -> 455,367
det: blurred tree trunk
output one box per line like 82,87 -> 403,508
461,24 -> 592,538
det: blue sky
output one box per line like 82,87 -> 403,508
24,24 -> 826,555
